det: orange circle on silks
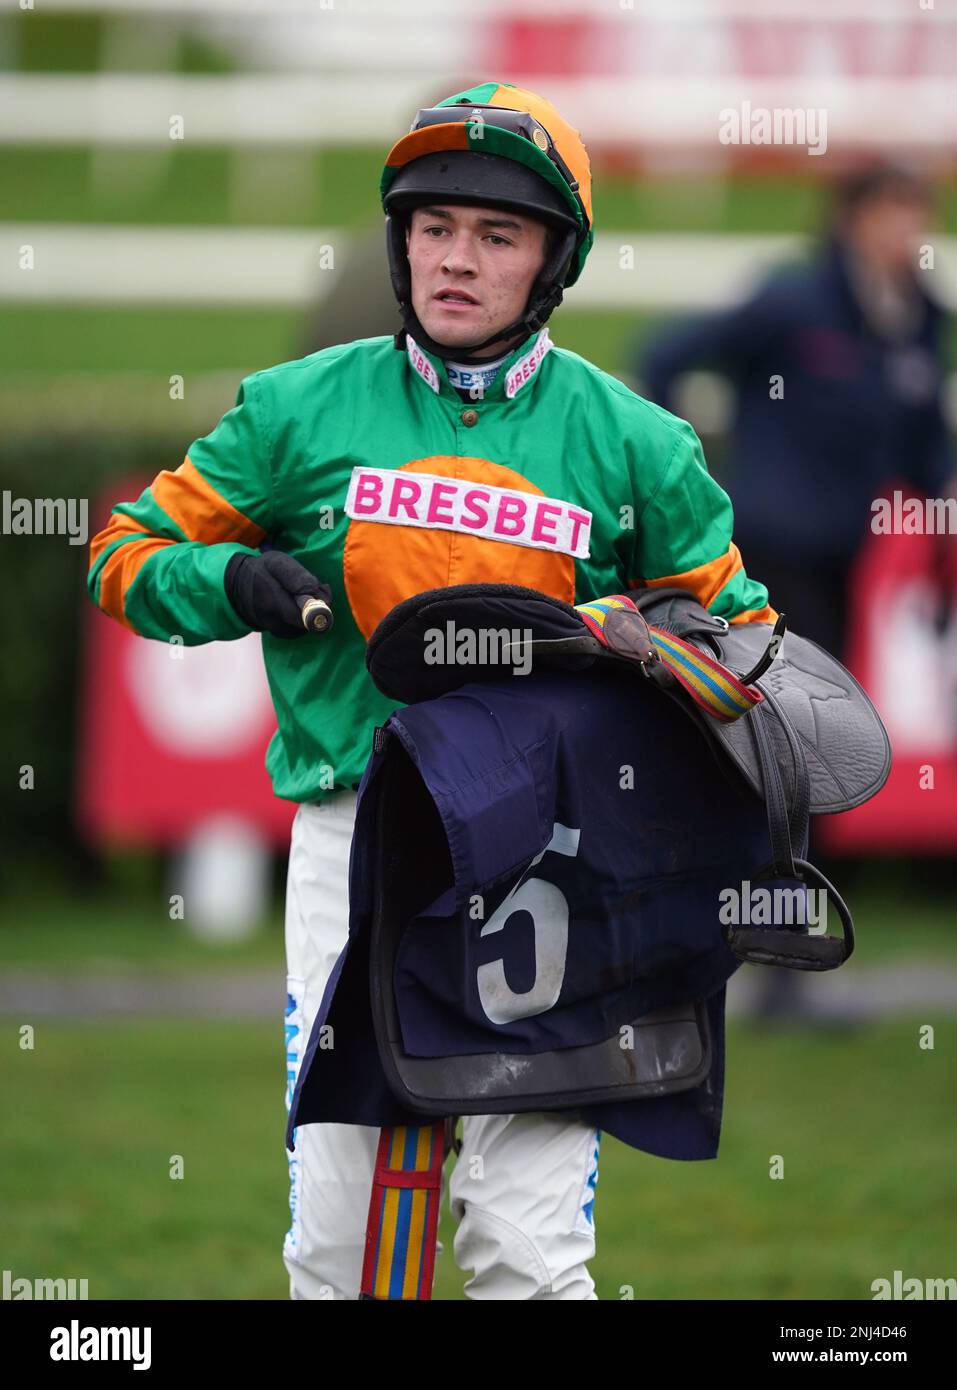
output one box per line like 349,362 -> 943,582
343,456 -> 577,640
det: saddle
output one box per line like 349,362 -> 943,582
351,581 -> 892,1298
366,581 -> 893,973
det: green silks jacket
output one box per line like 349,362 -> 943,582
88,328 -> 774,804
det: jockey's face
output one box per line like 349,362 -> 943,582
406,203 -> 548,358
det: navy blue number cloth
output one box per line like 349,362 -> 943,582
287,666 -> 778,1163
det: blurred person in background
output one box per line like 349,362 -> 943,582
295,221 -> 400,354
638,164 -> 955,664
639,165 -> 956,1023
293,88 -> 451,356
87,82 -> 775,1300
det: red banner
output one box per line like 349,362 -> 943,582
822,528 -> 957,853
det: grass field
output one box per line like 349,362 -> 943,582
1,872 -> 955,974
0,305 -> 680,383
2,1014 -> 953,1301
1,880 -> 955,1300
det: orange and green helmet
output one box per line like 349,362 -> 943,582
380,82 -> 594,355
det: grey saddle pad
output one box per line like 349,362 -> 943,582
626,587 -> 892,816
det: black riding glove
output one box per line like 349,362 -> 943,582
224,550 -> 332,638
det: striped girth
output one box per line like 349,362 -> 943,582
360,1122 -> 446,1300
575,594 -> 762,723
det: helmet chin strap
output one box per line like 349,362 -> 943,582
390,222 -> 577,364
396,308 -> 537,364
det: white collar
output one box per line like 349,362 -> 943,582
405,328 -> 553,400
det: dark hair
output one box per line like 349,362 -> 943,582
830,163 -> 932,221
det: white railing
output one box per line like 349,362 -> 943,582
3,72 -> 955,147
20,1 -> 953,18
4,224 -> 956,311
